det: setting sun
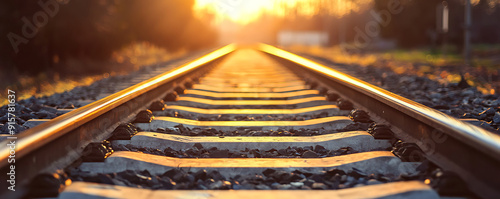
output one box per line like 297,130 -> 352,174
195,0 -> 274,24
194,0 -> 370,25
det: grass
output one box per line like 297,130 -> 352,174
0,74 -> 105,106
383,45 -> 499,69
0,42 -> 186,106
385,49 -> 462,66
287,44 -> 500,95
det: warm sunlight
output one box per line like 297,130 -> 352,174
194,0 -> 370,24
195,0 -> 274,24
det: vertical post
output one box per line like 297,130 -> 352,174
458,0 -> 472,88
442,1 -> 449,59
464,0 -> 471,65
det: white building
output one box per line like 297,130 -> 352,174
277,30 -> 329,46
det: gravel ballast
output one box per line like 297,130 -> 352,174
162,110 -> 333,121
68,167 -> 420,190
113,144 -> 357,158
299,53 -> 500,133
0,53 -> 204,135
149,123 -> 370,137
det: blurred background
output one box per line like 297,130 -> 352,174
1,0 -> 500,104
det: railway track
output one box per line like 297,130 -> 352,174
1,44 -> 500,198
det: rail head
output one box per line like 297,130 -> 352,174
257,43 -> 500,198
258,43 -> 500,157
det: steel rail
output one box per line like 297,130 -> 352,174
2,44 -> 498,198
0,44 -> 236,198
258,43 -> 500,198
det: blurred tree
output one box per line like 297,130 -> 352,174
374,0 -> 500,48
0,0 -> 216,79
374,0 -> 440,48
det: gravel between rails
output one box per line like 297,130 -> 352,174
68,167 -> 425,190
113,144 -> 357,158
162,110 -> 333,121
148,123 -> 371,137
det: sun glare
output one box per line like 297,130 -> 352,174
194,0 -> 368,25
195,0 -> 274,24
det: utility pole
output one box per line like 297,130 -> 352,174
464,0 -> 471,65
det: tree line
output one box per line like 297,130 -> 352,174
372,0 -> 500,49
0,0 -> 216,78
